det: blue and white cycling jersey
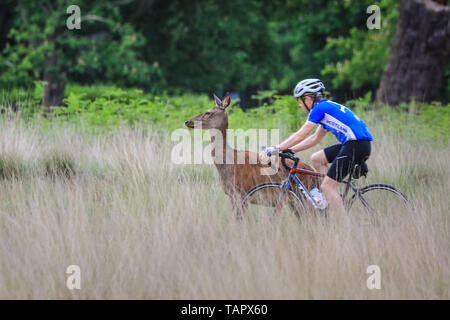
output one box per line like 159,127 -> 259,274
307,99 -> 373,144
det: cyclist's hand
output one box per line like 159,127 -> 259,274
259,146 -> 279,165
264,145 -> 280,157
282,148 -> 295,155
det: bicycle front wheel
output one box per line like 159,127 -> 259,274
241,183 -> 305,218
348,184 -> 409,215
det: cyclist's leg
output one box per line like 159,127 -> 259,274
321,144 -> 355,219
321,140 -> 372,218
321,176 -> 346,218
327,141 -> 369,182
311,150 -> 328,175
311,144 -> 342,175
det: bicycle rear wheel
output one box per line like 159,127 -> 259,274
241,183 -> 305,218
348,184 -> 409,215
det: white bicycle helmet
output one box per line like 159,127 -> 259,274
293,79 -> 325,98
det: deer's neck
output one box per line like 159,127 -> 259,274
209,120 -> 234,165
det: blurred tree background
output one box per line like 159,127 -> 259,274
0,0 -> 449,107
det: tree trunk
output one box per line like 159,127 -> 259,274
42,78 -> 66,107
42,55 -> 66,107
376,0 -> 450,106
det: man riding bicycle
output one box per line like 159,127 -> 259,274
260,79 -> 373,218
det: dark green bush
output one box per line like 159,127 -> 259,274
42,152 -> 77,179
0,156 -> 28,180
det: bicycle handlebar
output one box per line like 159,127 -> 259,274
279,149 -> 299,170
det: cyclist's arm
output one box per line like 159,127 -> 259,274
290,125 -> 327,153
278,121 -> 316,151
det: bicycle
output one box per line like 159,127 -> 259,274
240,149 -> 409,218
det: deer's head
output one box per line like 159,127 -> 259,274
185,93 -> 231,130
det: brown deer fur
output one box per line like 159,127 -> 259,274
185,93 -> 318,213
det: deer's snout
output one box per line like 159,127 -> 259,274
185,120 -> 194,128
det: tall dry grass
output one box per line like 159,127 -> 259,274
0,113 -> 448,299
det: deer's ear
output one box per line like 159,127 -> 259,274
221,92 -> 231,108
213,94 -> 222,107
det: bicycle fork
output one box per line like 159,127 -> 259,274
273,179 -> 291,216
273,174 -> 325,216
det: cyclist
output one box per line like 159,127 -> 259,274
260,79 -> 373,218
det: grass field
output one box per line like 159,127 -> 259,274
0,109 -> 449,299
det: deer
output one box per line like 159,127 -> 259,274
184,93 -> 318,217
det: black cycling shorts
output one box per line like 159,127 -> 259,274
324,140 -> 371,182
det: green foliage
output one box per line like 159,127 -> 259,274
136,0 -> 280,93
1,0 -> 417,104
321,0 -> 399,94
264,0 -> 388,97
232,91 -> 306,135
347,98 -> 450,144
0,0 -> 154,90
33,80 -> 46,101
416,102 -> 450,141
48,85 -> 211,130
2,85 -> 449,144
0,83 -> 43,120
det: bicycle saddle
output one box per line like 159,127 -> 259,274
353,158 -> 369,179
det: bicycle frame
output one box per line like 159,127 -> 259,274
252,151 -> 407,218
277,160 -> 361,212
